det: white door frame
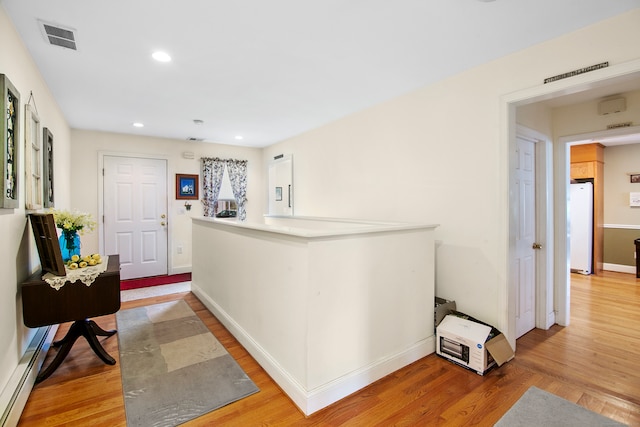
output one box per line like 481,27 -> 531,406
501,58 -> 640,349
97,151 -> 172,273
268,154 -> 294,216
516,125 -> 556,333
560,124 -> 640,267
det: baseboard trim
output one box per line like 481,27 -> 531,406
304,336 -> 435,415
603,263 -> 636,274
546,310 -> 556,329
1,325 -> 57,427
191,282 -> 435,416
169,266 -> 191,275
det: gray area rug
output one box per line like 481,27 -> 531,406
495,386 -> 627,426
116,300 -> 259,427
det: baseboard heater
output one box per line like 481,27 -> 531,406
0,325 -> 57,427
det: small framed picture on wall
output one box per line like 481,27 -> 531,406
630,174 -> 640,183
176,174 -> 199,200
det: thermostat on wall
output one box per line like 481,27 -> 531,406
630,192 -> 640,207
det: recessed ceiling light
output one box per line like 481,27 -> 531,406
152,51 -> 171,62
235,135 -> 243,140
133,122 -> 144,128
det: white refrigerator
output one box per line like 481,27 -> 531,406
570,182 -> 593,274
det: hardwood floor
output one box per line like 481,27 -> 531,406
17,272 -> 640,426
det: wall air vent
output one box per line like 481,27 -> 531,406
38,20 -> 77,50
187,137 -> 204,141
598,97 -> 626,115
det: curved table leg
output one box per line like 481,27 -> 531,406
81,321 -> 116,365
88,319 -> 117,337
36,319 -> 117,384
51,324 -> 81,348
36,322 -> 83,383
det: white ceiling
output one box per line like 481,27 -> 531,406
2,0 -> 640,147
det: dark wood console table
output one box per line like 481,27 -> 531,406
21,255 -> 121,383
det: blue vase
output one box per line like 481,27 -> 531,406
59,230 -> 81,262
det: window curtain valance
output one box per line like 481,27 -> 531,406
201,157 -> 248,221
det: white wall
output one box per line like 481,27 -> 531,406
70,130 -> 263,273
603,143 -> 640,225
551,89 -> 640,223
517,103 -> 553,137
552,89 -> 640,142
0,6 -> 71,404
263,9 -> 640,326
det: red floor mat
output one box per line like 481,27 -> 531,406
120,272 -> 191,290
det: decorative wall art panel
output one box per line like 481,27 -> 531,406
1,74 -> 20,209
43,127 -> 54,207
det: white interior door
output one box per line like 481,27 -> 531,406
515,136 -> 536,338
103,156 -> 168,280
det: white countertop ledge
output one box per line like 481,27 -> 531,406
192,215 -> 439,239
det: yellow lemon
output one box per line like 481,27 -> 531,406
79,261 -> 88,268
71,254 -> 80,262
68,262 -> 78,269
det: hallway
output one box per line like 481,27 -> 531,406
17,272 -> 640,426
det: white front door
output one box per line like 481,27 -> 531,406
514,136 -> 536,338
103,156 -> 168,280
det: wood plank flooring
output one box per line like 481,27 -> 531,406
17,272 -> 640,426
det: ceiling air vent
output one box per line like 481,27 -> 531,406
187,137 -> 204,141
38,20 -> 77,50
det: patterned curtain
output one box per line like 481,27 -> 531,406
201,157 -> 226,217
225,159 -> 248,221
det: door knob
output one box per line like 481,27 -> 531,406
532,243 -> 543,249
161,214 -> 166,218
161,221 -> 166,226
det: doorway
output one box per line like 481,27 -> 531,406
268,154 -> 293,216
513,126 -> 555,340
101,155 -> 169,280
562,127 -> 640,274
504,59 -> 640,348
